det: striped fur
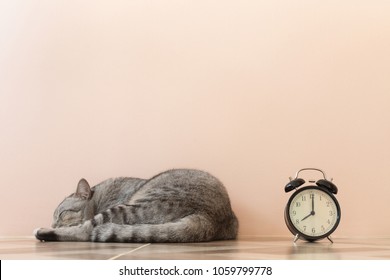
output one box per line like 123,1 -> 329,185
34,169 -> 238,243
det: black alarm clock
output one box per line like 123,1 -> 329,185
284,168 -> 341,242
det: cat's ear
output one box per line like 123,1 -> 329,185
75,178 -> 91,200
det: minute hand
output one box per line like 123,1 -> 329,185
312,194 -> 314,211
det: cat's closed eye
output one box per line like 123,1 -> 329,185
59,209 -> 79,218
55,210 -> 82,227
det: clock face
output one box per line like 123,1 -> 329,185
286,186 -> 341,241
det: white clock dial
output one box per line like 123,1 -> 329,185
288,188 -> 339,238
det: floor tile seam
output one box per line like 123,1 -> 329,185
108,243 -> 151,260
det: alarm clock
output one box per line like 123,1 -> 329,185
284,168 -> 341,243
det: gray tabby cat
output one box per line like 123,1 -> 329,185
34,169 -> 238,242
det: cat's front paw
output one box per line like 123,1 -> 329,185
34,228 -> 58,242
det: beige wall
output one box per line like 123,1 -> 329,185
1,1 -> 390,238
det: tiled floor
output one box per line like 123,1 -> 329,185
1,236 -> 390,260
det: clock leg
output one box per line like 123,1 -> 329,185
293,234 -> 299,243
327,236 -> 334,243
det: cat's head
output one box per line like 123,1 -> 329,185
52,178 -> 92,228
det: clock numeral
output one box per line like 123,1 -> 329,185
295,202 -> 301,207
329,211 -> 333,216
321,225 -> 325,232
310,194 -> 314,199
292,210 -> 296,216
312,228 -> 316,234
327,219 -> 331,224
326,201 -> 330,207
295,219 -> 299,225
303,226 -> 307,232
302,196 -> 307,202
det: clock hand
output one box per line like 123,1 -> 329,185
312,194 -> 314,212
301,213 -> 312,221
300,194 -> 316,222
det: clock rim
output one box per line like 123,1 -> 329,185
284,185 -> 341,242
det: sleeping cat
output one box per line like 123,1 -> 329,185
34,169 -> 238,242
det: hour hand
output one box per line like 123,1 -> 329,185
301,213 -> 312,221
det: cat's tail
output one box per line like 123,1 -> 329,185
90,214 -> 236,243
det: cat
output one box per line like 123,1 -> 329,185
34,169 -> 238,242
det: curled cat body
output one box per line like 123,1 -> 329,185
34,169 -> 238,243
